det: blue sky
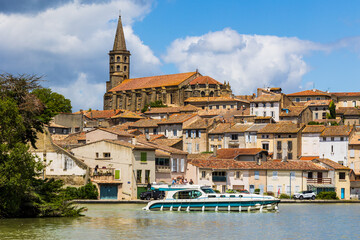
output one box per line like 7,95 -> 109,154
0,0 -> 360,111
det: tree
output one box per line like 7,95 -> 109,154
32,88 -> 72,123
141,100 -> 168,113
327,100 -> 336,119
0,74 -> 83,218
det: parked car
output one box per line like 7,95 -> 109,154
140,189 -> 165,200
293,191 -> 316,200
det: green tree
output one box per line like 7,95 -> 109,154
0,74 -> 83,218
141,100 -> 168,113
327,100 -> 336,119
32,88 -> 72,123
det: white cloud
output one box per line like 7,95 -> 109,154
51,72 -> 104,111
163,28 -> 324,95
0,0 -> 161,111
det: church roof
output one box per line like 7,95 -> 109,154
113,16 -> 127,51
109,72 -> 197,92
189,76 -> 222,85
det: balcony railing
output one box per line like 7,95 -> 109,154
212,176 -> 227,182
156,165 -> 171,173
307,178 -> 332,184
90,168 -> 117,181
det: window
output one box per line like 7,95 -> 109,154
124,56 -> 127,62
124,66 -> 127,72
155,158 -> 170,166
273,171 -> 278,180
171,158 -> 178,172
308,172 -> 313,179
288,152 -> 293,160
340,137 -> 344,141
197,130 -> 201,138
174,190 -> 202,199
277,153 -> 282,159
315,113 -> 319,119
103,152 -> 111,158
236,171 -> 242,179
145,170 -> 150,183
255,171 -> 259,180
344,101 -> 347,107
64,157 -> 73,170
231,105 -> 234,109
209,106 -> 212,110
270,103 -> 274,107
136,170 -> 142,183
186,130 -> 189,138
350,149 -> 355,158
331,145 -> 334,153
295,98 -> 300,102
216,105 -> 219,109
153,128 -> 157,135
117,56 -> 120,62
263,111 -> 266,117
262,143 -> 269,150
288,141 -> 293,151
331,137 -> 334,141
316,97 -> 320,100
141,152 -> 147,162
196,143 -> 200,152
231,134 -> 238,140
218,145 -> 221,149
267,185 -> 273,192
201,171 -> 206,178
96,152 -> 99,158
339,172 -> 346,180
290,171 -> 295,180
277,141 -> 282,150
223,105 -> 226,109
271,111 -> 274,117
211,135 -> 214,141
323,137 -> 326,141
116,65 -> 120,71
353,101 -> 357,107
145,128 -> 149,134
218,135 -> 222,141
307,97 -> 311,101
173,129 -> 177,137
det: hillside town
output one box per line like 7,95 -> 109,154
31,16 -> 360,201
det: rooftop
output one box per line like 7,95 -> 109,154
280,106 -> 307,117
157,113 -> 197,125
130,119 -> 162,128
185,96 -> 240,103
224,123 -> 252,133
331,92 -> 360,97
302,125 -> 326,133
109,72 -> 197,92
251,94 -> 282,103
312,158 -> 351,170
320,125 -> 353,137
287,89 -> 330,97
208,123 -> 234,134
258,122 -> 304,134
189,76 -> 222,85
215,148 -> 267,159
183,118 -> 215,130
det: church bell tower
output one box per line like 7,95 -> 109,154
106,15 -> 131,92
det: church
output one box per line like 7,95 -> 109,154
103,16 -> 233,112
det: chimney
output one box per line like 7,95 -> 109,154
131,137 -> 137,145
213,145 -> 218,157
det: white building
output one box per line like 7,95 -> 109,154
319,126 -> 354,166
301,125 -> 325,157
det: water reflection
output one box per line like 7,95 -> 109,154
1,204 -> 360,239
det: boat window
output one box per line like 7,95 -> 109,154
220,195 -> 226,198
201,188 -> 215,194
173,190 -> 202,199
230,195 -> 236,198
239,195 -> 243,198
208,195 -> 216,198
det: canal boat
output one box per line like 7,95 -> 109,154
142,185 -> 280,212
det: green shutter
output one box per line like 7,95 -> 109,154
141,152 -> 147,162
115,170 -> 120,180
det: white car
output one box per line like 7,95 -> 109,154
293,191 -> 316,200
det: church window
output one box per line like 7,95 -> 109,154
116,65 -> 120,71
201,91 -> 205,97
111,66 -> 114,71
209,91 -> 214,97
216,105 -> 219,109
124,56 -> 127,62
110,57 -> 114,62
117,56 -> 120,62
124,66 -> 127,71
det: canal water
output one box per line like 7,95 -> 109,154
0,203 -> 359,239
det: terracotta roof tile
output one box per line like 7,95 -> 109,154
245,124 -> 267,132
188,159 -> 328,171
183,118 -> 215,130
130,119 -> 162,128
179,104 -> 200,112
312,158 -> 351,170
54,131 -> 86,148
109,72 -> 197,92
145,107 -> 180,114
209,123 -> 234,134
111,111 -> 144,119
136,134 -> 165,142
251,94 -> 282,103
300,156 -> 319,161
331,92 -> 360,97
189,76 -> 222,85
137,139 -> 187,155
349,133 -> 360,145
287,89 -> 330,97
157,113 -> 197,125
76,109 -> 122,119
151,138 -> 182,147
304,99 -> 331,107
224,123 -> 252,133
185,96 -> 240,102
302,125 -> 325,133
258,122 -> 304,134
95,127 -> 135,137
280,106 -> 307,117
336,107 -> 360,116
320,126 -> 353,137
215,148 -> 266,159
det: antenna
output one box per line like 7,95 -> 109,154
119,9 -> 121,17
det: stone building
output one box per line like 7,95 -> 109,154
103,16 -> 232,112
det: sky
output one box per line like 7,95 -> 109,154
1,0 -> 360,111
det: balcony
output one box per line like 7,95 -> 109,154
212,176 -> 227,182
156,165 -> 171,173
307,178 -> 332,184
91,168 -> 119,182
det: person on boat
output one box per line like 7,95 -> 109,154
147,182 -> 151,190
189,179 -> 194,185
171,178 -> 176,185
184,178 -> 188,184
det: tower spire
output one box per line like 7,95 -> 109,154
113,15 -> 127,51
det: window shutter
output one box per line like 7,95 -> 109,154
141,152 -> 147,162
350,149 -> 355,158
115,169 -> 121,180
186,130 -> 189,138
198,130 -> 201,138
180,159 -> 185,172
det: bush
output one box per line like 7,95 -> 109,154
214,189 -> 220,193
226,189 -> 236,193
264,191 -> 274,196
254,188 -> 260,194
65,183 -> 98,200
316,191 -> 338,200
279,193 -> 290,199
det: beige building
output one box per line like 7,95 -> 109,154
279,105 -> 312,124
157,113 -> 199,139
287,89 -> 331,103
336,107 -> 360,125
85,127 -> 134,144
331,92 -> 360,108
71,139 -> 156,200
348,133 -> 360,173
257,122 -> 305,160
208,123 -> 233,151
184,96 -> 245,111
224,123 -> 252,148
183,118 -> 216,154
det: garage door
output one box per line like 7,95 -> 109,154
100,184 -> 118,200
